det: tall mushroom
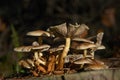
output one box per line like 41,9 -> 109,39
48,23 -> 89,70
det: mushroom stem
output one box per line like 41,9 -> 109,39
37,65 -> 47,73
91,51 -> 95,59
30,70 -> 39,77
57,38 -> 71,70
83,49 -> 87,58
38,37 -> 42,45
80,64 -> 84,68
47,55 -> 55,72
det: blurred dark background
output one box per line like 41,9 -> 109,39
0,0 -> 120,77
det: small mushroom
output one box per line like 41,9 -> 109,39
75,42 -> 105,59
73,58 -> 94,68
65,54 -> 93,63
18,60 -> 31,69
27,30 -> 50,37
26,30 -> 51,44
84,63 -> 108,70
75,43 -> 96,58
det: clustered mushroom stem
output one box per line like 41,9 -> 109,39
47,55 -> 55,72
57,38 -> 71,70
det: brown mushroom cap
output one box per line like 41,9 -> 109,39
32,44 -> 50,50
84,64 -> 108,70
72,38 -> 94,44
14,44 -> 50,52
49,44 -> 65,53
65,54 -> 93,63
26,30 -> 50,37
73,58 -> 94,64
76,43 -> 96,50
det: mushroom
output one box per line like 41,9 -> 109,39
14,44 -> 50,66
73,58 -> 94,68
19,59 -> 40,76
26,30 -> 51,44
73,32 -> 105,59
84,63 -> 108,70
14,44 -> 50,53
75,43 -> 96,58
48,23 -> 89,70
18,60 -> 31,69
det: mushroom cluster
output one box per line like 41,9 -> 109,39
14,23 -> 108,76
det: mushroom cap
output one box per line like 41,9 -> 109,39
73,58 -> 94,64
49,44 -> 65,53
32,41 -> 39,46
32,44 -> 50,50
49,47 -> 64,53
72,38 -> 94,44
48,23 -> 90,38
14,44 -> 50,52
76,43 -> 96,50
65,54 -> 93,63
14,46 -> 33,52
26,30 -> 50,37
84,64 -> 108,70
97,45 -> 105,50
48,23 -> 67,37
